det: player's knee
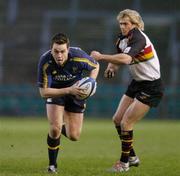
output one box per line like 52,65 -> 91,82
50,125 -> 61,138
120,121 -> 127,130
112,115 -> 121,125
68,132 -> 80,141
121,119 -> 131,131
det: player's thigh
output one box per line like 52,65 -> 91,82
64,111 -> 84,133
122,98 -> 150,130
46,104 -> 64,126
113,94 -> 134,124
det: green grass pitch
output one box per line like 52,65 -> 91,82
0,117 -> 180,176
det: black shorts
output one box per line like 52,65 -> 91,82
125,79 -> 164,107
45,95 -> 86,113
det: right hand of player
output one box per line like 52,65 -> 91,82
67,84 -> 88,97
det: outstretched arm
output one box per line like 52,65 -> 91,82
91,51 -> 132,65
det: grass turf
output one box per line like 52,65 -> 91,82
0,117 -> 180,176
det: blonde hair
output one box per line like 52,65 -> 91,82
117,9 -> 144,31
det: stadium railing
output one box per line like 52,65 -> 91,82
0,85 -> 179,119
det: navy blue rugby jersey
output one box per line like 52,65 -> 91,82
37,47 -> 98,88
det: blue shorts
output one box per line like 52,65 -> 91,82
45,95 -> 86,113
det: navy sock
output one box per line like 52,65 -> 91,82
47,134 -> 60,167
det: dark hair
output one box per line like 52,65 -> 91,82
51,33 -> 70,48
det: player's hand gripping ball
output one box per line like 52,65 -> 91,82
75,77 -> 97,100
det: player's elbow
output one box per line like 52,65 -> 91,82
121,54 -> 132,65
94,63 -> 100,76
39,88 -> 50,98
90,63 -> 100,79
40,93 -> 48,98
123,59 -> 132,65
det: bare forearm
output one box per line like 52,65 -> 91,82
100,53 -> 132,65
39,87 -> 70,98
91,50 -> 132,65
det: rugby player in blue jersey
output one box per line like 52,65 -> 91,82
37,33 -> 99,173
91,9 -> 163,173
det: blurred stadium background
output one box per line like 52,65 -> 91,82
0,0 -> 180,118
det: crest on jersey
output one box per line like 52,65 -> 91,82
72,67 -> 78,73
52,70 -> 57,75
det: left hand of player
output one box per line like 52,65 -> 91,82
68,84 -> 88,97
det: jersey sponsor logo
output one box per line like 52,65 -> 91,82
54,74 -> 76,81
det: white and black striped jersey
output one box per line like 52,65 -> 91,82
116,28 -> 161,81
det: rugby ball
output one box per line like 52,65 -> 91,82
75,77 -> 97,100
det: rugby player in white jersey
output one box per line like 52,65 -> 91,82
91,9 -> 164,173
